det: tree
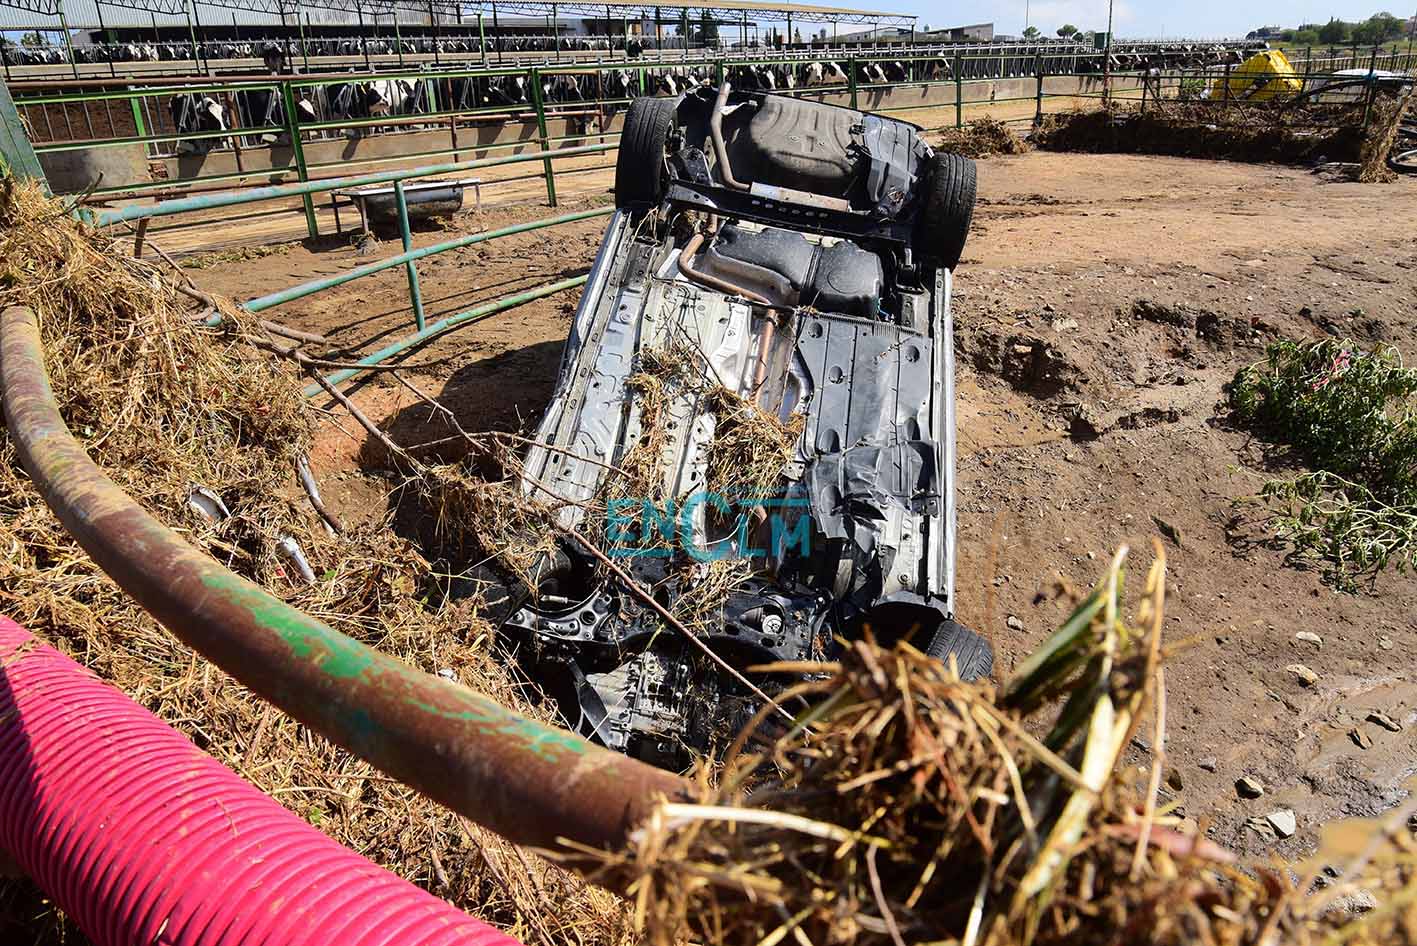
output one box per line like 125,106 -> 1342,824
1351,12 -> 1403,45
20,31 -> 44,47
1057,24 -> 1078,38
1317,18 -> 1349,44
1023,26 -> 1040,39
1293,28 -> 1320,46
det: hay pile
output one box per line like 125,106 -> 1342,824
939,118 -> 1031,159
1358,90 -> 1415,183
0,177 -> 629,946
591,546 -> 1417,946
421,338 -> 803,630
1032,96 -> 1394,168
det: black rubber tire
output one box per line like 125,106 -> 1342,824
615,96 -> 678,208
915,152 -> 977,271
925,617 -> 994,681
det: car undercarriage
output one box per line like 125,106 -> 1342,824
503,85 -> 991,768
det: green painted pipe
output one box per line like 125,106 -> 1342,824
95,143 -> 615,227
393,180 -> 425,331
303,274 -> 588,396
0,303 -> 691,854
246,206 -> 612,313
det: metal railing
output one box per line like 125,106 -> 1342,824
11,50 -> 1149,200
85,142 -> 626,400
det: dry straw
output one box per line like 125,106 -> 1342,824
2,177 -> 1414,946
0,178 -> 630,945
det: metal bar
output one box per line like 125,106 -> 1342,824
306,275 -> 588,394
0,304 -> 691,854
95,143 -> 615,226
531,67 -> 556,206
0,81 -> 47,185
246,207 -> 612,313
954,52 -> 962,128
298,12 -> 311,72
393,180 -> 426,331
280,80 -> 318,240
95,0 -> 117,79
56,0 -> 79,81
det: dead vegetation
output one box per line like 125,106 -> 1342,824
3,175 -> 1417,946
1032,93 -> 1413,178
0,177 -> 630,946
939,117 -> 1032,159
590,547 -> 1417,946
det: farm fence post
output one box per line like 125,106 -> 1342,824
530,67 -> 558,207
281,81 -> 319,240
1034,56 -> 1044,124
954,53 -> 962,128
848,55 -> 858,109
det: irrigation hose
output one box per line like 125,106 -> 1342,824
0,304 -> 693,856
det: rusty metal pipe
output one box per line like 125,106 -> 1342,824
677,231 -> 773,306
0,304 -> 691,854
709,81 -> 751,192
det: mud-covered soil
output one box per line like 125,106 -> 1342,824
188,151 -> 1417,863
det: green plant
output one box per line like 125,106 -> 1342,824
1177,77 -> 1206,101
1228,338 -> 1417,588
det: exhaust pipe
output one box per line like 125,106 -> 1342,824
709,81 -> 751,192
0,616 -> 519,946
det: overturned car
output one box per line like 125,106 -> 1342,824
507,85 -> 990,768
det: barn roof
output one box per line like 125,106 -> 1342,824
1,0 -> 912,29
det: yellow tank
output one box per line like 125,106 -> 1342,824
1215,49 -> 1302,101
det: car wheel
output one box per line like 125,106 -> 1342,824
915,152 -> 977,271
615,96 -> 678,208
925,617 -> 993,681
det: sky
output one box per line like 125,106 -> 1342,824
901,1 -> 1417,40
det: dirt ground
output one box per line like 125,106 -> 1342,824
186,150 -> 1417,863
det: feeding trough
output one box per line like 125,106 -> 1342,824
330,178 -> 482,238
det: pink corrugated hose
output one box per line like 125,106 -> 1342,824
0,616 -> 521,946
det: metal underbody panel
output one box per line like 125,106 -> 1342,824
511,211 -> 958,766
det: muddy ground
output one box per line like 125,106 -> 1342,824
185,151 -> 1417,862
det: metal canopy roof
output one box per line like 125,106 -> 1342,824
1,0 -> 911,24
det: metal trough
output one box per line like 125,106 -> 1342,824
331,178 -> 482,236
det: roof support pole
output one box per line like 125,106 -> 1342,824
429,1 -> 439,65
492,2 -> 502,63
94,0 -> 116,78
298,11 -> 310,72
355,1 -> 370,70
552,3 -> 559,62
395,9 -> 404,67
56,0 -> 78,79
183,0 -> 202,75
477,12 -> 486,66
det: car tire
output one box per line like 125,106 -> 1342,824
925,617 -> 993,681
915,152 -> 977,271
615,96 -> 678,208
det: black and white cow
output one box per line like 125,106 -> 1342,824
169,94 -> 227,154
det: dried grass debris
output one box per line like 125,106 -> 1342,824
0,177 -> 631,946
939,117 -> 1031,159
